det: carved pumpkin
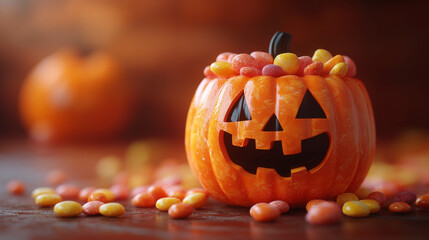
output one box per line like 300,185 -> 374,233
19,48 -> 133,142
185,32 -> 375,207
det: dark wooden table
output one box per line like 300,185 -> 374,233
1,138 -> 428,240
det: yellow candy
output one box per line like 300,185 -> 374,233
360,199 -> 380,213
156,197 -> 181,211
35,193 -> 63,206
54,201 -> 82,217
312,49 -> 333,63
210,61 -> 236,77
336,192 -> 359,207
322,55 -> 344,75
354,187 -> 371,199
330,62 -> 348,77
273,53 -> 299,75
92,188 -> 115,202
31,187 -> 55,198
183,192 -> 207,209
99,203 -> 125,217
342,201 -> 370,217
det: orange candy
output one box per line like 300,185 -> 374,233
56,184 -> 80,200
6,180 -> 25,195
269,200 -> 290,214
336,193 -> 359,207
82,201 -> 104,216
306,199 -> 326,212
168,203 -> 194,219
306,201 -> 342,225
148,186 -> 167,200
249,203 -> 280,222
132,192 -> 155,207
79,187 -> 96,201
88,192 -> 107,203
416,194 -> 429,209
389,202 -> 412,213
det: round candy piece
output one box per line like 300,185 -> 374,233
336,193 -> 359,207
360,199 -> 380,213
250,203 -> 280,222
232,54 -> 256,73
82,201 -> 104,216
269,200 -> 290,214
6,180 -> 25,195
183,192 -> 207,209
88,192 -> 107,203
35,193 -> 63,207
322,55 -> 344,75
329,62 -> 348,77
343,56 -> 357,77
92,188 -> 115,202
303,62 -> 323,76
156,197 -> 182,211
416,194 -> 429,209
132,192 -> 156,207
240,67 -> 261,77
297,56 -> 313,76
79,187 -> 96,201
262,64 -> 284,77
210,61 -> 237,78
389,202 -> 412,213
305,201 -> 342,225
148,186 -> 167,200
312,49 -> 333,64
367,191 -> 387,207
393,191 -> 417,204
56,184 -> 80,200
54,201 -> 82,217
32,187 -> 55,199
342,201 -> 370,217
169,203 -> 194,219
273,53 -> 299,75
216,52 -> 235,62
251,51 -> 273,69
306,199 -> 326,212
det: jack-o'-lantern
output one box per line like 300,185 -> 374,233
19,48 -> 133,142
185,32 -> 375,207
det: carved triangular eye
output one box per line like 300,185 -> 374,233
263,114 -> 283,131
226,92 -> 252,122
296,90 -> 326,119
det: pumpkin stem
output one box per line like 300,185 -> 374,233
269,32 -> 292,58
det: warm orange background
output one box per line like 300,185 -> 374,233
0,0 -> 428,141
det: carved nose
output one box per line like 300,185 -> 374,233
262,114 -> 283,131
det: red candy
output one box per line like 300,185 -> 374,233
251,51 -> 273,69
393,191 -> 417,204
389,202 -> 412,213
56,184 -> 80,200
305,201 -> 342,225
204,66 -> 217,78
262,64 -> 284,77
240,67 -> 261,77
269,200 -> 290,214
297,56 -> 313,76
367,191 -> 387,207
303,62 -> 323,76
232,54 -> 255,73
82,201 -> 104,216
343,56 -> 357,77
79,187 -> 96,201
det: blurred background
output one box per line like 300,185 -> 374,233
0,0 -> 428,141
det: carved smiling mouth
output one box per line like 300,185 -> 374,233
221,131 -> 330,177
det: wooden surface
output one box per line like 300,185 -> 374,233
1,139 -> 429,240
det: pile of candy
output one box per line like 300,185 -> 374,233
203,49 -> 357,79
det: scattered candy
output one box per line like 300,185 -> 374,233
183,192 -> 207,209
148,186 -> 167,200
297,56 -> 313,76
393,191 -> 417,204
35,193 -> 63,207
92,188 -> 115,202
156,197 -> 181,211
389,202 -> 412,213
306,199 -> 326,211
210,61 -> 236,78
251,51 -> 273,69
54,201 -> 82,217
99,203 -> 126,217
305,201 -> 342,225
303,62 -> 323,76
273,53 -> 299,75
82,201 -> 104,216
132,192 -> 156,207
88,192 -> 107,203
250,203 -> 280,222
262,64 -> 284,77
342,201 -> 370,217
336,193 -> 359,207
6,180 -> 25,195
32,187 -> 55,199
168,203 -> 194,219
56,184 -> 80,200
343,56 -> 357,77
360,199 -> 381,213
79,187 -> 96,201
269,200 -> 290,214
232,54 -> 256,73
312,49 -> 333,64
329,62 -> 348,77
416,194 -> 429,209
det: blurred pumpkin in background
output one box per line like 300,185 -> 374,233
19,48 -> 134,142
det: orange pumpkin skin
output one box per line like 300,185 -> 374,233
185,75 -> 376,207
19,49 -> 133,142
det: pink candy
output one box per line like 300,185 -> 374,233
262,64 -> 284,77
343,56 -> 357,77
82,201 -> 104,216
251,51 -> 273,69
216,52 -> 235,62
204,66 -> 216,78
231,54 -> 255,73
297,56 -> 313,76
56,184 -> 80,200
